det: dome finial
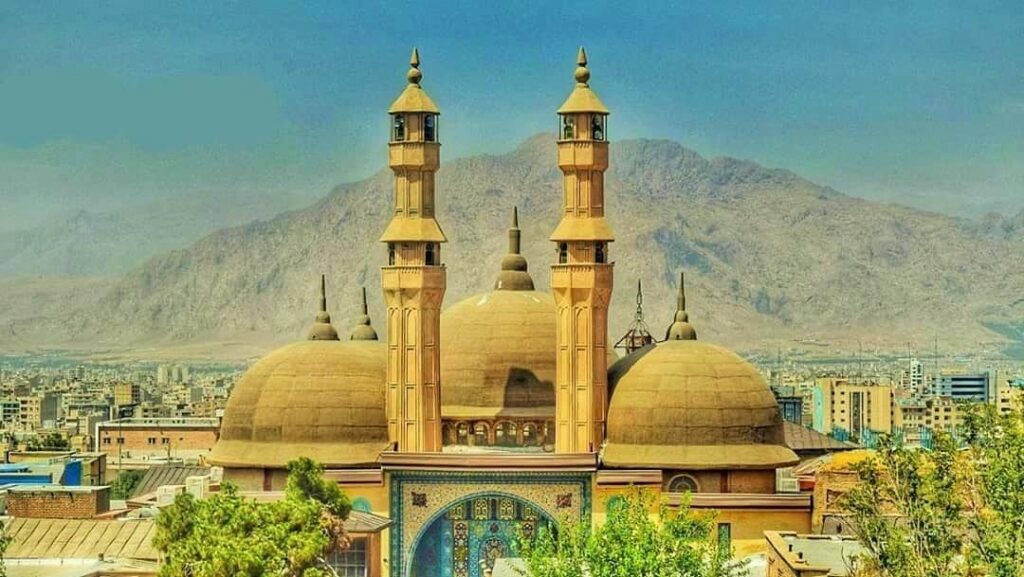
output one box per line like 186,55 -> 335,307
615,278 -> 655,355
574,46 -> 590,85
350,287 -> 379,341
309,274 -> 340,341
666,271 -> 697,341
495,205 -> 535,290
407,47 -> 423,85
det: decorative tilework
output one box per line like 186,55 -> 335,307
389,470 -> 592,577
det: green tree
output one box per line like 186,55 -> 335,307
518,488 -> 744,577
0,516 -> 10,577
154,457 -> 352,577
27,431 -> 70,451
842,401 -> 1024,577
109,469 -> 145,500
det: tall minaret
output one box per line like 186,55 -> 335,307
551,48 -> 614,454
380,48 -> 446,453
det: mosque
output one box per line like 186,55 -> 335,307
207,48 -> 814,577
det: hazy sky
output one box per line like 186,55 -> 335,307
1,1 -> 1021,230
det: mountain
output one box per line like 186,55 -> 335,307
3,135 -> 1023,359
0,188 -> 319,278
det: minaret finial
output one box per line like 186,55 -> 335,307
308,274 -> 340,341
666,270 -> 697,341
350,287 -> 378,341
575,47 -> 590,85
495,205 -> 534,290
408,47 -> 423,85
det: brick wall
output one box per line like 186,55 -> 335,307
7,487 -> 111,519
97,426 -> 219,457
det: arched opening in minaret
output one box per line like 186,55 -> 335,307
424,114 -> 436,142
425,243 -> 437,265
558,243 -> 568,264
393,114 -> 406,142
595,242 -> 607,264
388,243 -> 396,266
561,116 -> 575,140
592,114 -> 606,141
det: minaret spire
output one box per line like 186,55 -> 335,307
666,271 -> 697,341
308,274 -> 340,341
350,287 -> 379,341
408,47 -> 422,85
495,206 -> 534,290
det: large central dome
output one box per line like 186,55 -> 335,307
441,290 -> 558,419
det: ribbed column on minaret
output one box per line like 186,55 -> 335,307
551,48 -> 614,454
380,49 -> 446,453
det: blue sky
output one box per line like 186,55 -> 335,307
1,1 -> 1021,229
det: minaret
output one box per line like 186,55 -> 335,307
551,48 -> 614,454
665,271 -> 697,341
495,207 -> 535,291
381,49 -> 446,452
308,274 -> 340,341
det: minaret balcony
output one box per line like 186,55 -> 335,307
550,263 -> 614,290
389,142 -> 440,169
381,265 -> 447,291
557,140 -> 608,170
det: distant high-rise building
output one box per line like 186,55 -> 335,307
812,378 -> 897,440
898,358 -> 925,394
113,383 -> 142,407
156,365 -> 170,385
932,371 -> 991,402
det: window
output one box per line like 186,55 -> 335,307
392,115 -> 405,142
456,422 -> 470,445
116,437 -> 125,445
595,242 -> 606,264
424,114 -> 436,142
495,421 -> 518,447
326,538 -> 367,577
667,474 -> 699,493
592,115 -> 606,141
717,523 -> 732,555
522,423 -> 538,446
425,243 -> 436,266
473,422 -> 489,446
558,243 -> 568,264
561,116 -> 575,140
102,437 -> 112,445
388,243 -> 396,266
147,437 -> 156,445
161,438 -> 170,445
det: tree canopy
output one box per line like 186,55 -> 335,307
517,488 -> 744,577
842,402 -> 1024,577
154,457 -> 352,577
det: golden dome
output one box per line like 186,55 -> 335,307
440,290 -> 559,420
208,339 -> 388,469
440,289 -> 620,419
604,340 -> 798,470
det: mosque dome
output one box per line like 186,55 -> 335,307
440,208 -> 615,421
603,275 -> 797,470
208,280 -> 388,469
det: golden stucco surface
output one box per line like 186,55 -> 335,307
208,340 -> 389,468
604,340 -> 798,470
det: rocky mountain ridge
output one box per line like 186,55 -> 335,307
3,135 -> 1022,359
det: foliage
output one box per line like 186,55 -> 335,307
0,516 -> 9,577
109,469 -> 145,500
517,488 -> 744,577
26,431 -> 70,451
154,457 -> 352,577
841,402 -> 1024,577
